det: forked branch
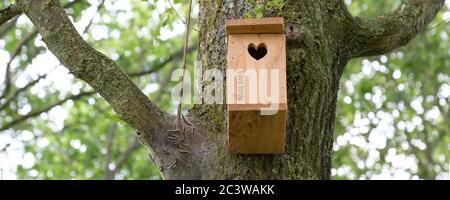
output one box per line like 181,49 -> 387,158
345,0 -> 445,58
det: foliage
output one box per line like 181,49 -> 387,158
332,0 -> 449,179
0,0 -> 196,179
0,0 -> 448,180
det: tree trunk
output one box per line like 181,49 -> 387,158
190,0 -> 350,179
189,0 -> 444,179
10,0 -> 444,180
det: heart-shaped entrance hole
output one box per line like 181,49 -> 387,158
248,43 -> 267,60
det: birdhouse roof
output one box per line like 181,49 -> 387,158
226,17 -> 284,34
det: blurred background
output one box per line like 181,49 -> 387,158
0,0 -> 448,180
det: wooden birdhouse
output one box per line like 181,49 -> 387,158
226,17 -> 287,154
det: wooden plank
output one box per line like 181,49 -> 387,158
226,17 -> 284,34
226,33 -> 287,154
227,103 -> 287,111
228,110 -> 286,154
226,34 -> 287,109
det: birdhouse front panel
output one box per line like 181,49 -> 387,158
226,18 -> 287,154
227,34 -> 287,108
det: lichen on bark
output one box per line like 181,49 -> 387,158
13,0 -> 445,179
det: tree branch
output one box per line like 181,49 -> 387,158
17,0 -> 168,129
16,0 -> 206,178
15,0 -> 203,179
0,15 -> 18,38
345,0 -> 445,58
0,0 -> 81,38
128,45 -> 196,78
64,0 -> 83,10
0,30 -> 38,100
0,46 -> 184,112
0,91 -> 95,132
1,0 -> 86,100
82,0 -> 105,36
0,73 -> 47,111
176,0 -> 193,129
0,39 -> 189,111
0,3 -> 22,26
153,62 -> 178,103
0,0 -> 82,34
109,136 -> 140,177
104,123 -> 117,180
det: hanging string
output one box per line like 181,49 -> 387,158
176,0 -> 193,130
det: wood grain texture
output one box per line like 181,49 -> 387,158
226,17 -> 284,34
195,0 -> 444,180
226,30 -> 287,154
227,34 -> 287,109
228,110 -> 286,154
227,103 -> 287,111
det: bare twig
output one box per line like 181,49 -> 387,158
104,123 -> 117,180
0,30 -> 38,100
64,0 -> 84,9
0,143 -> 11,152
128,45 -> 196,78
160,3 -> 196,170
176,0 -> 193,129
0,91 -> 95,132
153,63 -> 178,103
1,0 -> 87,99
82,0 -> 105,35
0,41 -> 187,112
0,0 -> 82,37
0,65 -> 59,111
0,74 -> 46,111
138,43 -> 147,71
168,0 -> 186,24
168,0 -> 198,32
108,136 -> 140,178
0,57 -> 176,130
426,18 -> 450,31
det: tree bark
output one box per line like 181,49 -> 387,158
0,4 -> 21,25
191,0 -> 352,179
12,0 -> 445,179
190,0 -> 445,179
16,0 -> 207,179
